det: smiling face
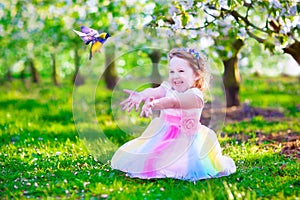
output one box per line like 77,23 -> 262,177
169,56 -> 196,92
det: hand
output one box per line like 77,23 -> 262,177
140,97 -> 155,118
120,89 -> 144,112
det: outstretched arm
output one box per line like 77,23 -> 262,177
120,85 -> 167,112
140,92 -> 203,117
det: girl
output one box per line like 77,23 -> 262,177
111,48 -> 236,181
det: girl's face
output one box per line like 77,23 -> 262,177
169,56 -> 196,92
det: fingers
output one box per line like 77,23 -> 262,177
120,90 -> 135,106
140,104 -> 147,117
121,101 -> 131,111
144,109 -> 152,118
120,99 -> 138,112
120,90 -> 148,113
127,102 -> 136,112
140,109 -> 149,118
121,95 -> 143,112
120,98 -> 130,106
140,110 -> 145,117
123,89 -> 135,95
135,99 -> 142,112
135,103 -> 139,112
120,90 -> 138,107
140,102 -> 153,118
121,100 -> 140,113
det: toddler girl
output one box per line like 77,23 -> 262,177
111,48 -> 236,181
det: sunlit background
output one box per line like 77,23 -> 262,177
0,0 -> 299,83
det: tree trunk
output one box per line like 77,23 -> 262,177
73,48 -> 84,86
51,53 -> 59,86
29,58 -> 40,83
20,67 -> 26,83
7,68 -> 12,82
283,40 -> 300,65
223,57 -> 241,107
104,45 -> 118,90
222,39 -> 244,107
148,50 -> 162,88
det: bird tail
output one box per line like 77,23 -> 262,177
89,45 -> 93,60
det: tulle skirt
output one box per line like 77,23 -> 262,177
111,117 -> 236,181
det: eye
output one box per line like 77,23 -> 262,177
169,70 -> 174,73
179,69 -> 184,73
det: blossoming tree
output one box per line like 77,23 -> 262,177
148,0 -> 299,107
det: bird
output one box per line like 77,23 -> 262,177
73,26 -> 111,60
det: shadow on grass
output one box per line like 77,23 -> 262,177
40,110 -> 74,124
0,99 -> 49,111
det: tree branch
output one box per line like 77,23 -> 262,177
246,29 -> 265,43
204,8 -> 219,19
228,10 -> 269,34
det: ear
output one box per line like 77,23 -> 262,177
193,73 -> 199,81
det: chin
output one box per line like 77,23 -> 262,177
172,86 -> 188,92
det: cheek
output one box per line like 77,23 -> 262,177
187,73 -> 196,84
168,75 -> 174,82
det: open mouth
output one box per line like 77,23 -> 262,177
173,80 -> 184,86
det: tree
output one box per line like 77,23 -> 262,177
27,58 -> 40,84
148,49 -> 163,87
147,0 -> 299,106
222,39 -> 244,107
158,0 -> 300,64
104,44 -> 118,90
148,1 -> 247,106
0,0 -> 42,84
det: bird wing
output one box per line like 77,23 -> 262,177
73,29 -> 95,45
81,26 -> 99,37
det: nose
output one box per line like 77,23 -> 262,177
172,71 -> 180,78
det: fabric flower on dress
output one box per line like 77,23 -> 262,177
181,112 -> 199,136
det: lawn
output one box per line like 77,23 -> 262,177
0,76 -> 299,199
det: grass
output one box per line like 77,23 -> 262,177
240,76 -> 300,117
0,76 -> 299,199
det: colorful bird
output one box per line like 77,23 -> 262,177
73,26 -> 111,60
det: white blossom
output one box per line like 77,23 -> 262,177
157,19 -> 165,27
144,3 -> 155,15
166,29 -> 175,37
270,0 -> 282,9
196,2 -> 202,8
189,30 -> 198,38
219,0 -> 229,9
179,0 -> 194,10
168,5 -> 179,15
288,5 -> 297,16
217,45 -> 225,51
185,15 -> 195,29
171,13 -> 183,31
237,28 -> 247,38
206,29 -> 219,37
280,8 -> 287,17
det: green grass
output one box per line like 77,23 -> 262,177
0,76 -> 299,199
240,76 -> 300,117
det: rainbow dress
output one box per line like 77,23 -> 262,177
111,81 -> 236,181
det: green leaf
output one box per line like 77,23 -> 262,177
181,12 -> 189,27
